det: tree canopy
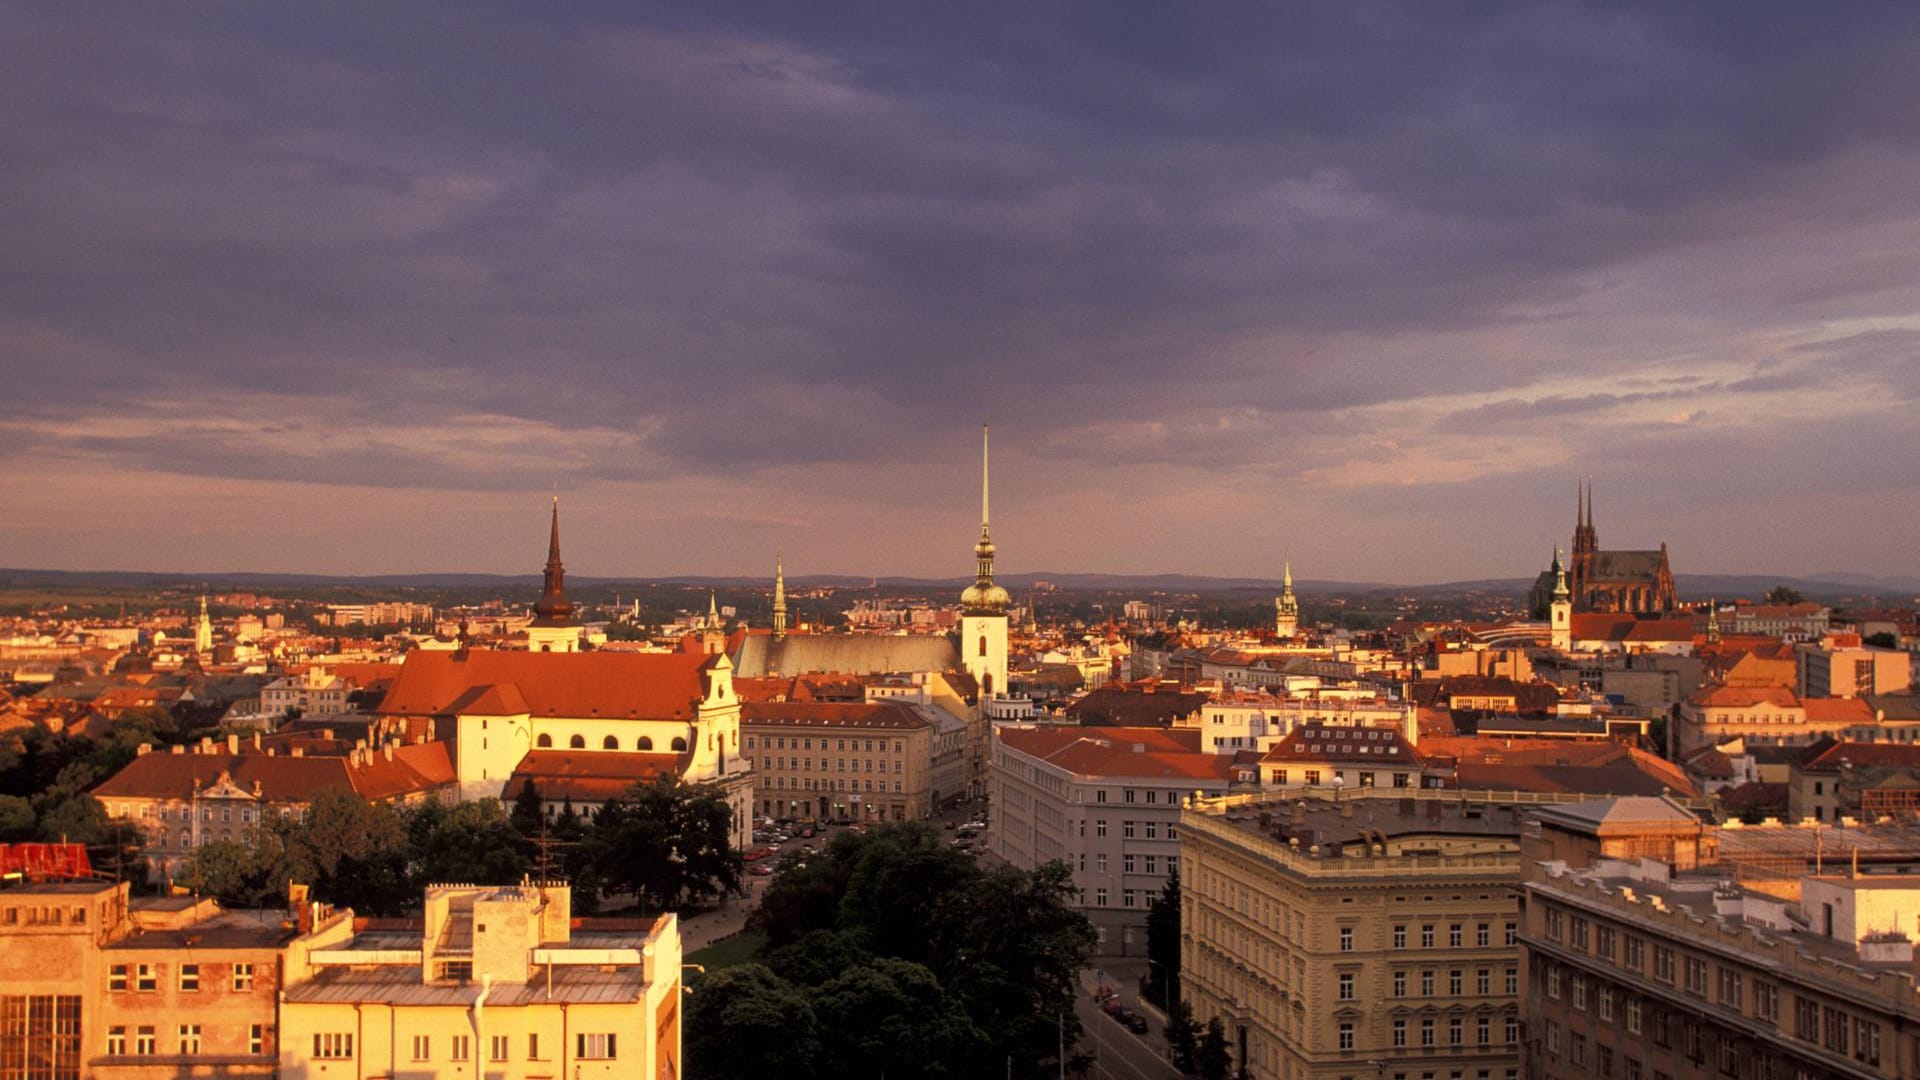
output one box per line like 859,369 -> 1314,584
687,822 -> 1095,1080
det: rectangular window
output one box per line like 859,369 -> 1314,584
232,963 -> 254,991
1095,820 -> 1107,837
1393,1020 -> 1407,1048
178,1025 -> 200,1056
1754,982 -> 1779,1023
1546,966 -> 1561,999
1449,1018 -> 1464,1047
1653,946 -> 1675,984
179,964 -> 199,991
1339,1022 -> 1355,1051
136,965 -> 157,992
1449,969 -> 1462,996
1626,996 -> 1643,1034
1420,1019 -> 1435,1048
108,965 -> 127,992
1505,921 -> 1518,947
1340,927 -> 1354,952
1597,926 -> 1616,960
1339,973 -> 1356,1000
1598,987 -> 1615,1022
313,1033 -> 352,1059
1421,970 -> 1435,996
1476,969 -> 1490,996
1476,922 -> 1490,948
1123,821 -> 1136,839
412,1035 -> 430,1061
137,1026 -> 156,1056
1422,924 -> 1436,948
1449,923 -> 1463,948
451,1035 -> 471,1061
249,1025 -> 264,1056
491,1034 -> 509,1062
578,1033 -> 617,1060
1625,936 -> 1645,970
1570,916 -> 1589,950
1505,968 -> 1517,995
529,1033 -> 542,1060
1393,971 -> 1407,998
1393,925 -> 1407,950
1477,1017 -> 1490,1046
107,1027 -> 126,1056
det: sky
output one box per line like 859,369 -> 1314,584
4,2 -> 1918,584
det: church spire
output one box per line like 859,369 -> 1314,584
533,496 -> 575,625
961,422 -> 1010,614
772,554 -> 788,641
1551,547 -> 1569,599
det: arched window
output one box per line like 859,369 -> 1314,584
638,736 -> 653,751
602,735 -> 619,750
979,635 -> 987,657
536,734 -> 553,749
671,737 -> 688,752
569,734 -> 586,749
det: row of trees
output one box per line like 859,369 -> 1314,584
684,822 -> 1096,1079
183,777 -> 741,915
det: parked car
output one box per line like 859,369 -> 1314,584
749,864 -> 774,876
1123,1013 -> 1149,1034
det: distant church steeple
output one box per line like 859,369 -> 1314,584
772,555 -> 788,641
960,422 -> 1011,615
959,422 -> 1010,714
194,595 -> 213,654
527,497 -> 579,652
1273,561 -> 1299,639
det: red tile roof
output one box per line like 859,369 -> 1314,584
91,746 -> 452,804
1688,686 -> 1801,709
1802,698 -> 1876,727
507,750 -> 689,804
1260,723 -> 1422,766
997,726 -> 1231,783
740,701 -> 930,731
377,650 -> 710,721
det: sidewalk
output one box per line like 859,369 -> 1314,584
679,877 -> 766,954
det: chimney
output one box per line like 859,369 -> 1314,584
252,732 -> 262,750
292,746 -> 304,758
137,743 -> 152,756
384,742 -> 395,762
170,744 -> 185,755
1341,798 -> 1355,819
227,733 -> 239,755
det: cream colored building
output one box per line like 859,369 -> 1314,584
1180,789 -> 1552,1080
1525,821 -> 1920,1080
376,648 -> 754,850
0,879 -> 296,1080
280,882 -> 683,1080
990,725 -> 1235,955
741,700 -> 955,821
1797,638 -> 1911,700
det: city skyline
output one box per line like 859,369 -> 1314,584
5,4 -> 1919,581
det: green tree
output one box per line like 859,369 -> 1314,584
405,798 -> 531,886
1164,999 -> 1201,1074
508,779 -> 544,836
576,776 -> 741,911
263,788 -> 412,915
683,964 -> 822,1079
1199,1017 -> 1232,1080
1145,865 -> 1182,1007
1865,631 -> 1899,650
0,795 -> 34,841
182,837 -> 283,907
1765,585 -> 1805,605
811,957 -> 987,1078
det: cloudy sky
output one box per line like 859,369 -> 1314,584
4,3 -> 1918,583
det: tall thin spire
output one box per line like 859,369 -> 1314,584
1283,561 -> 1293,590
772,554 -> 788,641
981,421 -> 991,534
961,421 -> 1009,614
533,496 -> 574,625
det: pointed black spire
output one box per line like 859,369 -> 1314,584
533,497 -> 575,625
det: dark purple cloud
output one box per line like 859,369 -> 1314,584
3,2 -> 1918,578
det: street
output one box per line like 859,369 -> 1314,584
1074,987 -> 1184,1080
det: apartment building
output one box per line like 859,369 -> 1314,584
740,699 -> 964,821
279,882 -> 682,1080
1797,638 -> 1911,700
0,880 -> 297,1079
1524,801 -> 1920,1080
989,725 -> 1234,954
1178,789 -> 1547,1080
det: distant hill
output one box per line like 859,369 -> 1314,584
0,567 -> 1912,600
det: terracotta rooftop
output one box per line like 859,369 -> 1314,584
377,650 -> 711,721
740,701 -> 930,731
507,750 -> 689,805
998,725 -> 1232,783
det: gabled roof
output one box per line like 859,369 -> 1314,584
507,750 -> 690,804
1064,687 -> 1209,727
1260,723 -> 1422,766
1569,614 -> 1694,643
1688,686 -> 1801,709
91,747 -> 452,804
1796,741 -> 1920,773
1586,550 -> 1669,581
997,726 -> 1231,783
731,634 -> 960,679
1532,795 -> 1700,835
1802,698 -> 1876,727
740,701 -> 930,731
376,650 -> 708,721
